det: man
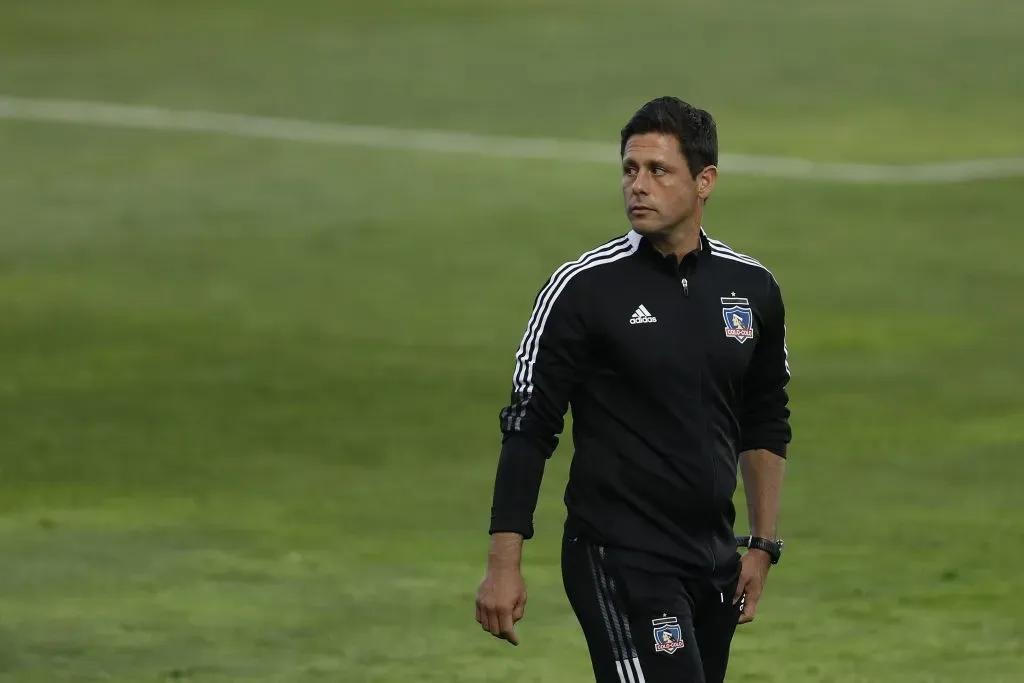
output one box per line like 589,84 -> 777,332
475,96 -> 792,683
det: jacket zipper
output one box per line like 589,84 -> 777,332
681,274 -> 716,572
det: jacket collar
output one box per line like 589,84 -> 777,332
632,226 -> 710,267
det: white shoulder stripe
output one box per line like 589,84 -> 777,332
708,239 -> 765,265
710,248 -> 761,267
710,248 -> 765,268
509,232 -> 641,430
708,241 -> 775,278
512,233 -> 630,379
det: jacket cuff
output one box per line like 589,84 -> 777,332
740,440 -> 789,458
487,434 -> 550,539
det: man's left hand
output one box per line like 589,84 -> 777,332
733,548 -> 772,624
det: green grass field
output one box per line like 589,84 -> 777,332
1,1 -> 1022,681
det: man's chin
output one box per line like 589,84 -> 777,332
628,220 -> 667,236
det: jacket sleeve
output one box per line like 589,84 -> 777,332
740,274 -> 792,457
488,271 -> 588,539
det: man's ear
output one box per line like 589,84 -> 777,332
697,165 -> 718,201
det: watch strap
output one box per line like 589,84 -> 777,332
738,535 -> 783,564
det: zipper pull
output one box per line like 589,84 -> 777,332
681,278 -> 689,297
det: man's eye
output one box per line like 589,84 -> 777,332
652,167 -> 666,176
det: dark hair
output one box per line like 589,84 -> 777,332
619,97 -> 718,178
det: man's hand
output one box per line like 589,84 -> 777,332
733,548 -> 772,624
476,532 -> 527,645
475,567 -> 527,645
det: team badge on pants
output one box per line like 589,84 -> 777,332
652,616 -> 684,654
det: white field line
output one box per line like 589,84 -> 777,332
1,95 -> 1022,184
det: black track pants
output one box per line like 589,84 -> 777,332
562,533 -> 742,683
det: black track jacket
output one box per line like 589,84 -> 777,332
489,228 -> 792,582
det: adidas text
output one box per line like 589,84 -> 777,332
630,305 -> 657,325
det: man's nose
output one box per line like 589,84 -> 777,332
630,170 -> 649,194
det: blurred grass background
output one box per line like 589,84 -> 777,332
0,1 -> 1022,682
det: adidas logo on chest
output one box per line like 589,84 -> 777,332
630,305 -> 657,325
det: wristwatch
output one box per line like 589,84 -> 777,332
736,535 -> 784,564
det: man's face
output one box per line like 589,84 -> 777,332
621,132 -> 713,237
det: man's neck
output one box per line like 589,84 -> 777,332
647,220 -> 702,262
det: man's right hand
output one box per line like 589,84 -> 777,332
475,531 -> 527,645
475,567 -> 527,645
